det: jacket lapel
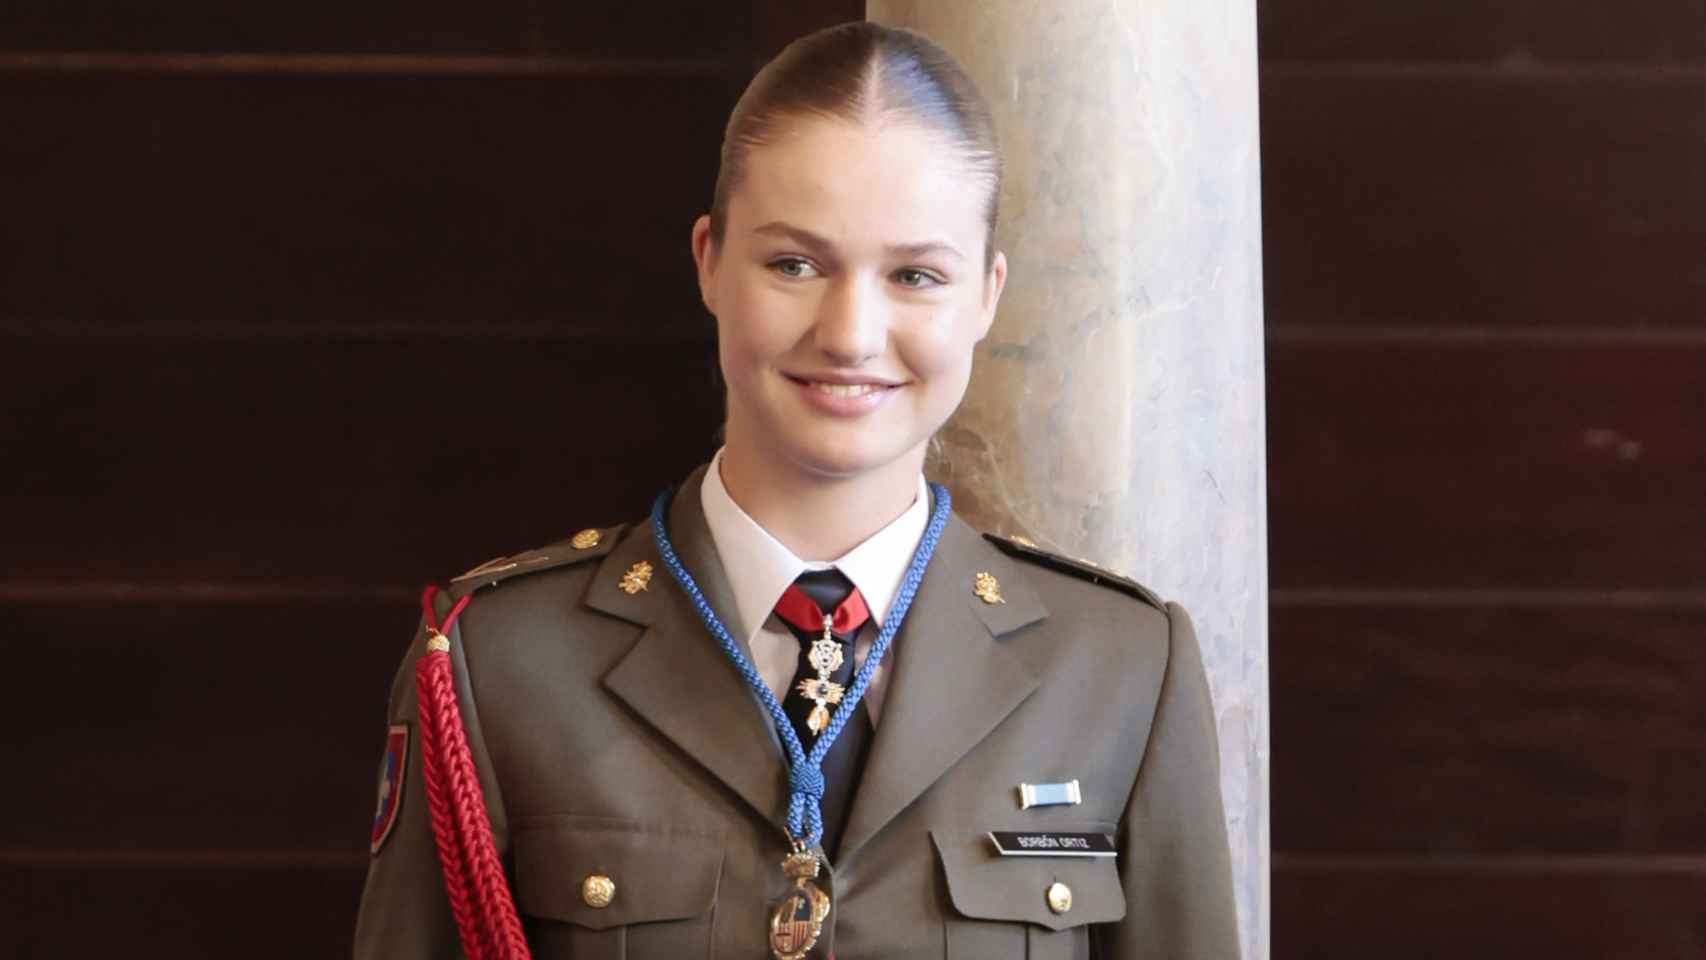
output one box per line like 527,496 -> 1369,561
837,514 -> 1048,862
591,467 -> 789,833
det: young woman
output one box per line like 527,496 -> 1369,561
355,22 -> 1238,960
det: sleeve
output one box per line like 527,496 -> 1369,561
1095,601 -> 1242,960
352,592 -> 511,959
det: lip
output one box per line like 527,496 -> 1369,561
783,372 -> 904,416
785,371 -> 905,388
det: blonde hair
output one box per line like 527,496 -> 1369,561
708,22 -> 1002,272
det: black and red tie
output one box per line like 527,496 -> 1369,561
773,568 -> 874,858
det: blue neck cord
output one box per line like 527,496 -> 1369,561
649,483 -> 951,849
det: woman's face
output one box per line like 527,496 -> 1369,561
692,116 -> 1006,490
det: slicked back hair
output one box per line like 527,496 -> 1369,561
708,22 -> 1002,272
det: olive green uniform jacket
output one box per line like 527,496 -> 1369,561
354,467 -> 1239,959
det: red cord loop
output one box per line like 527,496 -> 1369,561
421,584 -> 473,636
416,583 -> 530,959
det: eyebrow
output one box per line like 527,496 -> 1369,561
751,221 -> 965,263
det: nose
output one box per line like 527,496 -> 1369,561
812,274 -> 887,365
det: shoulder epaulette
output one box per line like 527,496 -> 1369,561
447,523 -> 627,598
982,533 -> 1165,611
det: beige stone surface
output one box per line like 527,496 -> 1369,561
870,3 -> 1270,957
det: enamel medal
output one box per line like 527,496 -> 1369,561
794,614 -> 846,736
768,845 -> 832,959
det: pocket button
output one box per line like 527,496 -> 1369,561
581,874 -> 616,909
1045,881 -> 1072,915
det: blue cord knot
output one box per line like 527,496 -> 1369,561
789,764 -> 826,799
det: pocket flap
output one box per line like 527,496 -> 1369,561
931,830 -> 1126,932
512,817 -> 724,930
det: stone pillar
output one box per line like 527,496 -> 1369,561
868,3 -> 1268,957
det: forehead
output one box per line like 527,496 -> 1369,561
729,116 -> 986,245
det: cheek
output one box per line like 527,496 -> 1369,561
898,306 -> 981,383
716,286 -> 800,375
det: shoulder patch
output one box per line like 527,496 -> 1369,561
448,523 -> 627,598
982,533 -> 1165,611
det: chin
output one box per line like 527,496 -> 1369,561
783,432 -> 920,483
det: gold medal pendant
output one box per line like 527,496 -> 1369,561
768,848 -> 831,959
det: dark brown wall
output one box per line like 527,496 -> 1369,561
0,3 -> 858,954
1262,1 -> 1706,956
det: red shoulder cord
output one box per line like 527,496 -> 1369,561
416,584 -> 532,959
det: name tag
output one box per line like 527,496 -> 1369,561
988,831 -> 1116,858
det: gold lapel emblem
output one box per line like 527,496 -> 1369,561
974,571 -> 1006,605
618,561 -> 653,595
571,528 -> 602,550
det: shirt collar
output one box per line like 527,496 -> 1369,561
698,447 -> 930,647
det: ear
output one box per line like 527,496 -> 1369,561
975,249 -> 1008,342
691,214 -> 719,315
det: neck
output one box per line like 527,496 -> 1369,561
717,439 -> 923,562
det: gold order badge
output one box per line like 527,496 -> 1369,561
768,847 -> 832,960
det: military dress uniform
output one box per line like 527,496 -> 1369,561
354,462 -> 1240,959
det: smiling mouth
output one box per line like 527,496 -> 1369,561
810,381 -> 884,397
785,374 -> 902,397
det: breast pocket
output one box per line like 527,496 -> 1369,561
511,816 -> 724,960
932,830 -> 1125,960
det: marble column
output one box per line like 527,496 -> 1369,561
867,3 -> 1268,957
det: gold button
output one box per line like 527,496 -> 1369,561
1046,881 -> 1072,915
582,873 -> 615,908
571,528 -> 602,550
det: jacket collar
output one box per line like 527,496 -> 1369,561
836,510 -> 1047,861
590,465 -> 788,832
586,465 -> 1050,857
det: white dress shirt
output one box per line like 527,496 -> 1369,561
699,447 -> 929,727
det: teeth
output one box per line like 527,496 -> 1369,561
813,382 -> 880,397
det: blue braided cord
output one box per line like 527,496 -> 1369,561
649,482 -> 952,849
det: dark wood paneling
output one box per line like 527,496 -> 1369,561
1,339 -> 724,586
1267,340 -> 1706,589
1261,70 -> 1706,329
0,70 -> 736,337
1275,862 -> 1706,960
0,2 -> 752,58
751,1 -> 865,64
1260,0 -> 1706,64
4,599 -> 416,850
4,864 -> 365,956
1273,606 -> 1706,855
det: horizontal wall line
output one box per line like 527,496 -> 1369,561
1276,853 -> 1706,875
0,319 -> 718,346
10,322 -> 1702,349
0,848 -> 367,869
0,52 -> 739,78
1262,60 -> 1706,81
0,582 -> 415,604
1272,587 -> 1706,610
1268,325 -> 1706,348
